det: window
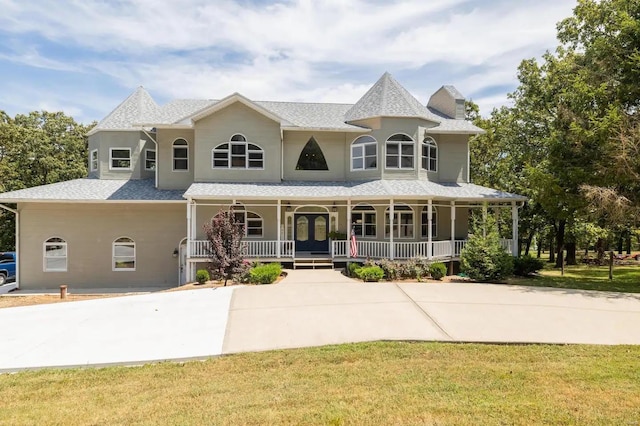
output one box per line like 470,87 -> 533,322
296,137 -> 329,170
44,237 -> 67,272
212,134 -> 264,169
109,148 -> 131,170
421,206 -> 438,238
113,237 -> 135,271
90,149 -> 98,172
386,134 -> 414,169
173,139 -> 189,171
231,204 -> 263,237
351,204 -> 377,238
145,149 -> 156,171
351,136 -> 377,171
385,204 -> 414,239
422,137 -> 437,171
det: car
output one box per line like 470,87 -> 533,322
0,251 -> 16,285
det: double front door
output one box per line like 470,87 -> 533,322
294,213 -> 329,253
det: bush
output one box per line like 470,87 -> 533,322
429,262 -> 447,280
460,212 -> 514,282
347,262 -> 362,278
365,258 -> 399,280
249,263 -> 282,284
356,266 -> 384,282
514,255 -> 545,276
195,269 -> 210,284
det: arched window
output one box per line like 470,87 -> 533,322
386,134 -> 414,169
385,204 -> 414,239
296,137 -> 329,170
213,134 -> 264,169
43,237 -> 67,272
351,135 -> 377,171
173,139 -> 189,171
113,237 -> 136,271
421,206 -> 437,238
351,204 -> 376,238
231,204 -> 264,237
421,137 -> 437,171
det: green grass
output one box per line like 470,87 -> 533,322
1,342 -> 640,425
508,263 -> 640,293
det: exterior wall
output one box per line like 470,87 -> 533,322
437,134 -> 469,183
156,129 -> 195,190
93,131 -> 152,180
283,131 -> 347,181
193,200 -> 282,241
193,102 -> 281,183
18,202 -> 187,289
375,117 -> 433,181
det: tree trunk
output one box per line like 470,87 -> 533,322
524,231 -> 534,256
537,235 -> 542,258
617,234 -> 623,254
626,233 -> 632,255
565,242 -> 577,265
595,238 -> 606,264
554,219 -> 566,268
549,234 -> 555,263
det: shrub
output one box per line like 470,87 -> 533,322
347,262 -> 362,278
195,269 -> 210,284
429,262 -> 447,280
366,258 -> 399,280
234,260 -> 253,283
460,211 -> 514,282
514,255 -> 545,276
249,263 -> 282,284
356,266 -> 384,282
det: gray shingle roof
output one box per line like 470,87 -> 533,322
92,87 -> 160,132
255,101 -> 364,130
0,179 -> 185,202
443,85 -> 465,100
344,72 -> 443,123
185,180 -> 526,201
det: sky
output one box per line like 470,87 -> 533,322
0,0 -> 577,124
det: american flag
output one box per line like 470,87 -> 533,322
350,227 -> 358,258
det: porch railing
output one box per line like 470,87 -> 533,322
189,240 -> 295,259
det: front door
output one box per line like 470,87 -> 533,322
295,213 -> 329,253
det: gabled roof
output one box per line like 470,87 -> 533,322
344,72 -> 442,123
180,93 -> 285,125
89,87 -> 160,135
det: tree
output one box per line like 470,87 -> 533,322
203,209 -> 247,286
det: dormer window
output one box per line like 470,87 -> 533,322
385,134 -> 414,169
351,136 -> 377,171
173,139 -> 189,171
421,137 -> 437,172
212,134 -> 264,169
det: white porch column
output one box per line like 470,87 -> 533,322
346,199 -> 352,258
389,199 -> 395,260
185,198 -> 192,282
277,199 -> 281,258
427,199 -> 433,259
190,201 -> 197,282
512,201 -> 519,257
450,201 -> 456,257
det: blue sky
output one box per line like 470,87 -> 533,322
0,0 -> 577,124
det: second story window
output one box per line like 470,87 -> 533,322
385,134 -> 414,169
109,148 -> 131,170
173,139 -> 189,171
212,134 -> 264,169
90,149 -> 98,172
351,136 -> 377,171
421,137 -> 438,172
145,149 -> 156,171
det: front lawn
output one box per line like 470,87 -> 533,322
1,342 -> 639,424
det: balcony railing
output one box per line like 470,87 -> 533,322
189,239 -> 514,260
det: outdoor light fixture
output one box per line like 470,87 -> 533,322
172,248 -> 179,258
332,202 -> 337,212
286,202 -> 292,212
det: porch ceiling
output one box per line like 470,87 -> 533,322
184,180 -> 527,202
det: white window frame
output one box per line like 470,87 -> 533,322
351,135 -> 377,171
172,139 -> 189,172
113,237 -> 136,271
43,237 -> 67,272
231,204 -> 264,238
109,148 -> 132,171
90,149 -> 98,172
385,204 -> 414,239
385,133 -> 415,170
144,149 -> 156,171
421,137 -> 438,172
421,206 -> 438,238
351,204 -> 377,238
212,134 -> 264,170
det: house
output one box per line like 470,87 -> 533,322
0,72 -> 526,289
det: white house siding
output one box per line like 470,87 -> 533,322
18,202 -> 186,289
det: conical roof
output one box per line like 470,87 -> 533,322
344,72 -> 441,123
93,86 -> 160,131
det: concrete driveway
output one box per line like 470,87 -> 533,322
2,269 -> 640,372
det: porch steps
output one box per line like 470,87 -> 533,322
293,258 -> 334,270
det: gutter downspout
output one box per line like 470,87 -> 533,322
0,204 -> 19,289
141,128 -> 158,188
